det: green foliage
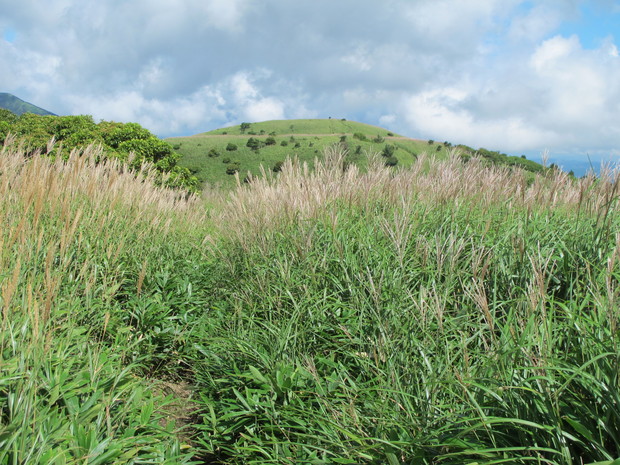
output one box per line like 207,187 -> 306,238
0,108 -> 18,124
246,137 -> 260,150
240,122 -> 251,133
273,160 -> 284,172
381,144 -> 395,157
384,155 -> 398,166
280,140 -> 288,147
225,142 -> 237,151
0,114 -> 197,190
2,139 -> 619,463
226,162 -> 241,174
118,138 -> 173,167
265,136 -> 276,146
191,194 -> 620,464
208,148 -> 220,157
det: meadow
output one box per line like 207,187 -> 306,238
1,139 -> 619,464
170,119 -> 454,188
168,119 -> 544,190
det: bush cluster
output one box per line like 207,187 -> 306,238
0,111 -> 198,190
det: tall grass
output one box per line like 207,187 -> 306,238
0,142 -> 208,463
2,140 -> 619,464
195,146 -> 620,464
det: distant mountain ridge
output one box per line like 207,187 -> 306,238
0,92 -> 56,116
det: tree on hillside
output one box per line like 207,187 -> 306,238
246,137 -> 261,151
240,122 -> 251,134
381,144 -> 395,158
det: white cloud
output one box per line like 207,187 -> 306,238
244,97 -> 284,121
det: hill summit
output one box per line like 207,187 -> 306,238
0,92 -> 56,116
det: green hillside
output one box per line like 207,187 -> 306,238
0,92 -> 56,116
169,119 -> 545,188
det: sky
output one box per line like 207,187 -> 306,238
1,0 -> 619,174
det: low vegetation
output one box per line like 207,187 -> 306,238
0,110 -> 197,189
170,119 -> 548,189
1,133 -> 618,464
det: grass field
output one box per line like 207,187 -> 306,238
167,119 -> 453,188
1,141 -> 618,464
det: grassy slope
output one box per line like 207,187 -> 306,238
167,119 -> 449,188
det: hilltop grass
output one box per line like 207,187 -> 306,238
168,119 -> 451,188
1,141 -> 619,464
200,118 -> 402,137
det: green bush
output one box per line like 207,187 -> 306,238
226,143 -> 238,151
384,155 -> 398,166
246,137 -> 260,150
2,114 -> 197,190
381,144 -> 395,158
226,162 -> 240,174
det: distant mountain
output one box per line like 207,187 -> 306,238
0,92 -> 56,116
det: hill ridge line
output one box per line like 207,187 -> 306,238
170,133 -> 426,142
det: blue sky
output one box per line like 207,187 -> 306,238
1,0 -> 619,175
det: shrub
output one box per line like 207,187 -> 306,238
353,133 -> 368,141
246,137 -> 260,150
222,157 -> 231,164
208,148 -> 220,158
384,156 -> 398,166
226,143 -> 238,151
273,161 -> 284,172
226,162 -> 240,174
372,135 -> 384,143
265,136 -> 276,146
280,140 -> 288,147
381,144 -> 395,158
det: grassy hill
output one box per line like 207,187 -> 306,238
168,119 -> 545,188
0,92 -> 56,116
